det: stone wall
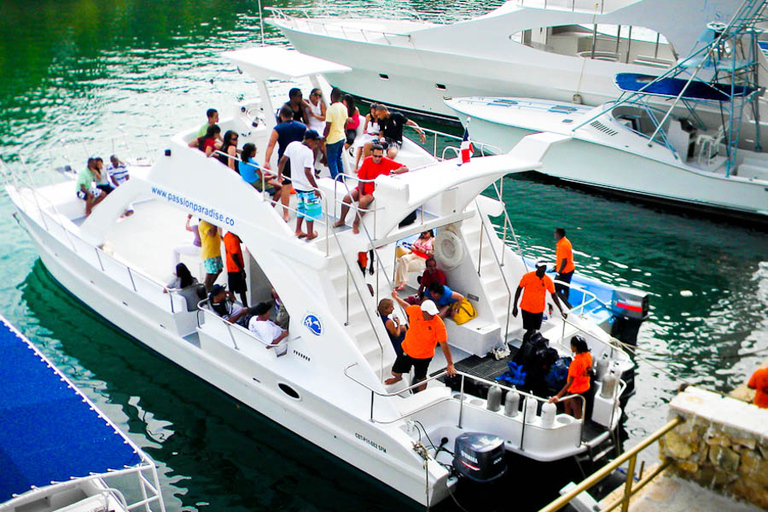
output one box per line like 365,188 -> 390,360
659,387 -> 768,510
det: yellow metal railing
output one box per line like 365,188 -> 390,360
539,416 -> 683,512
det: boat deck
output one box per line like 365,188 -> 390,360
0,316 -> 141,502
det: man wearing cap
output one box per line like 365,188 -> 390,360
208,284 -> 249,325
512,259 -> 568,341
248,301 -> 289,348
554,227 -> 575,307
279,130 -> 323,240
385,290 -> 456,392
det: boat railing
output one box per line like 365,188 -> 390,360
488,178 -> 526,263
2,158 -> 185,315
405,125 -> 503,161
344,363 -> 586,448
202,150 -> 389,377
474,198 -> 515,343
514,0 -> 607,15
540,416 -> 684,512
196,303 -> 291,354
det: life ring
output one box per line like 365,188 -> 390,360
435,225 -> 464,270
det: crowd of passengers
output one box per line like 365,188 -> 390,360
75,89 -> 596,417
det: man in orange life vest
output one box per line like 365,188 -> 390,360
512,259 -> 568,341
554,227 -> 575,307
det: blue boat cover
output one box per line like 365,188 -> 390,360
0,316 -> 140,503
615,73 -> 754,101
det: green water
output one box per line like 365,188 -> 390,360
1,0 -> 767,510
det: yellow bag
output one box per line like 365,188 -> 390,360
452,298 -> 477,325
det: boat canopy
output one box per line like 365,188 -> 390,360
0,316 -> 141,502
222,46 -> 351,81
614,73 -> 755,102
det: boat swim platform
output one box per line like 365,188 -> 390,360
0,315 -> 141,502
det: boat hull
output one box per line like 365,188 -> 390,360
277,24 -> 661,121
456,115 -> 768,222
11,203 -> 449,506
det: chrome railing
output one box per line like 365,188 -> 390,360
344,364 -> 586,448
197,304 -> 291,352
3,159 -> 186,315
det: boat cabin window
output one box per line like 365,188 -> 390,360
509,24 -> 676,68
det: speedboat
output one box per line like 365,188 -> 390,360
4,47 -> 637,506
446,11 -> 768,222
269,0 -> 741,121
0,315 -> 166,512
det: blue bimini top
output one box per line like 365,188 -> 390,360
0,315 -> 141,502
615,73 -> 755,102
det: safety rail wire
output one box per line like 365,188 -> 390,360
195,303 -> 290,352
539,416 -> 684,512
404,125 -> 502,161
515,0 -> 606,14
205,147 -> 389,378
473,198 -> 514,343
344,363 -> 586,448
4,158 -> 190,315
489,179 -> 524,263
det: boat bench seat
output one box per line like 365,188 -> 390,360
395,385 -> 451,417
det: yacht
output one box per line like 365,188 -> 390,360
5,47 -> 637,506
269,0 -> 741,121
446,11 -> 768,222
0,315 -> 166,512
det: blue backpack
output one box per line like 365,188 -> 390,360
545,356 -> 572,390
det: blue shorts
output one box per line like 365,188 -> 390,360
203,256 -> 223,275
296,190 -> 322,221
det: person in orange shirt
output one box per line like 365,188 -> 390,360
385,290 -> 456,392
512,259 -> 568,341
747,366 -> 768,409
223,231 -> 248,307
549,336 -> 593,419
554,227 -> 575,307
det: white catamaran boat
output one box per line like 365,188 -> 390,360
270,0 -> 741,121
5,48 -> 637,506
446,7 -> 768,221
0,315 -> 166,512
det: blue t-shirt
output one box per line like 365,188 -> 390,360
240,157 -> 259,184
275,120 -> 307,158
426,285 -> 458,306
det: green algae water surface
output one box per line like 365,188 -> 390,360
1,0 -> 767,510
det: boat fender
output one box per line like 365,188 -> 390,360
435,225 -> 464,270
594,354 -> 609,381
600,370 -> 618,399
487,385 -> 502,412
540,402 -> 556,427
523,397 -> 538,423
504,391 -> 520,417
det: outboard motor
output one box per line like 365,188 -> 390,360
453,433 -> 507,483
610,287 -> 649,346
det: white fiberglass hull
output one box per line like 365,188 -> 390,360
272,0 -> 743,120
453,114 -> 768,220
11,203 -> 450,506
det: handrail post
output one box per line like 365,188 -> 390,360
457,373 -> 465,428
95,247 -> 104,271
345,266 -> 350,325
520,400 -> 527,452
477,220 -> 484,276
621,454 -> 637,512
127,267 -> 137,292
370,390 -> 375,422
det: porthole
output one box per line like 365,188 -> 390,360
435,83 -> 446,90
379,73 -> 390,80
278,382 -> 301,400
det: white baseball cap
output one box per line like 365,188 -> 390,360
421,300 -> 439,316
535,258 -> 548,268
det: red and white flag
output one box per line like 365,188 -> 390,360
460,127 -> 474,164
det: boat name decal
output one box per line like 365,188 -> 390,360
355,432 -> 387,454
302,313 -> 322,336
151,186 -> 235,226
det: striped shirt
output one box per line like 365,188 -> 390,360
107,163 -> 129,185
